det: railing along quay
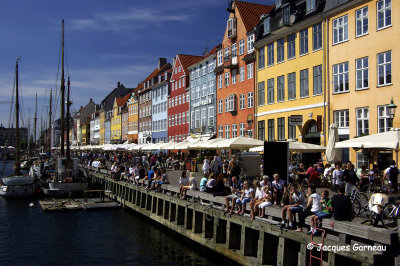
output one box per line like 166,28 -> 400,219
81,165 -> 399,266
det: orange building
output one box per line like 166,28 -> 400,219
216,1 -> 273,139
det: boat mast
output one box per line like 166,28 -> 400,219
60,19 -> 65,157
14,57 -> 20,175
48,90 -> 52,152
66,77 -> 71,160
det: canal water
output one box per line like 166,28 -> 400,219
0,161 -> 233,265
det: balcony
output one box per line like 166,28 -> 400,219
223,55 -> 238,69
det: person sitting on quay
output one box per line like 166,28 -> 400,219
271,174 -> 286,205
180,172 -> 198,199
331,185 -> 353,221
206,173 -> 216,193
250,180 -> 265,220
258,186 -> 273,218
235,181 -> 253,216
179,170 -> 189,199
308,189 -> 332,235
143,166 -> 155,189
260,175 -> 271,191
223,176 -> 243,214
278,184 -> 304,229
199,173 -> 208,192
212,173 -> 228,196
295,187 -> 322,233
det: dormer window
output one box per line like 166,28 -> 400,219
227,17 -> 237,39
263,16 -> 270,35
306,0 -> 316,14
283,5 -> 290,25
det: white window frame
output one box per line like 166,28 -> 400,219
208,107 -> 214,128
377,0 -> 392,30
218,75 -> 223,89
377,50 -> 392,86
239,39 -> 245,55
378,105 -> 392,132
217,50 -> 223,66
247,92 -> 254,108
232,124 -> 238,138
333,15 -> 349,45
191,111 -> 195,129
239,67 -> 245,82
182,112 -> 185,124
247,34 -> 254,53
356,107 -> 369,136
356,57 -> 369,90
218,99 -> 223,113
232,69 -> 237,84
195,110 -> 200,128
356,6 -> 369,37
225,124 -> 230,139
333,62 -> 349,93
201,109 -> 207,127
240,123 -> 246,137
300,29 -> 308,55
247,63 -> 253,79
218,125 -> 223,138
225,72 -> 230,86
239,94 -> 245,110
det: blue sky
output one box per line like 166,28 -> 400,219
0,0 -> 274,134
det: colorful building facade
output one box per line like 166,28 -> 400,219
216,1 -> 273,140
127,88 -> 140,144
168,54 -> 202,142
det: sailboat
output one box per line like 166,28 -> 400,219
0,57 -> 36,197
42,20 -> 88,196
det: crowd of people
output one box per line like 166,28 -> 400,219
77,150 -> 399,235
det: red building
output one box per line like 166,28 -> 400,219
168,54 -> 202,142
216,1 -> 273,139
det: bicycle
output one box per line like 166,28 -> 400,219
381,202 -> 400,230
349,187 -> 369,216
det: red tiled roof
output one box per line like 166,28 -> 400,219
177,54 -> 203,75
143,63 -> 171,84
235,1 -> 274,32
116,92 -> 131,107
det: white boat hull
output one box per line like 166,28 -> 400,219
0,183 -> 36,197
48,182 -> 88,191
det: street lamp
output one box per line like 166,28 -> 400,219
387,97 -> 397,120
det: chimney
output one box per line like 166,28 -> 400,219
117,81 -> 120,88
158,58 -> 167,69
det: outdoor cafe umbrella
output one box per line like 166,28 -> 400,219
249,141 -> 325,153
216,137 -> 264,149
326,123 -> 342,163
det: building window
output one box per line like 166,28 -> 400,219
263,16 -> 270,35
356,6 -> 368,37
333,15 -> 348,45
333,62 -> 349,93
232,124 -> 238,138
217,50 -> 223,66
195,110 -> 200,128
377,50 -> 392,86
247,34 -> 254,53
190,111 -> 194,129
258,121 -> 265,141
288,117 -> 296,140
239,67 -> 245,82
218,125 -> 223,138
247,92 -> 254,108
201,109 -> 207,127
277,75 -> 285,102
232,69 -> 237,84
225,124 -> 230,139
208,107 -> 214,128
300,29 -> 308,55
225,72 -> 230,86
306,0 -> 316,13
377,0 -> 391,30
287,33 -> 296,59
300,69 -> 309,98
201,84 -> 207,97
182,112 -> 185,124
313,65 -> 322,95
231,43 -> 237,57
356,107 -> 369,136
227,95 -> 236,112
239,94 -> 245,110
267,78 -> 274,104
277,38 -> 284,63
258,47 -> 265,69
218,75 -> 223,89
196,86 -> 200,99
268,119 -> 275,141
356,57 -> 369,90
267,43 -> 274,66
224,47 -> 229,61
334,109 -> 349,129
257,81 -> 265,107
225,98 -> 228,112
378,105 -> 393,132
288,72 -> 296,100
239,39 -> 245,55
240,123 -> 246,137
247,63 -> 253,79
218,99 -> 223,113
277,118 -> 285,141
209,80 -> 214,95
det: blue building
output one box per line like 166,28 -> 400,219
188,45 -> 219,137
152,65 -> 172,143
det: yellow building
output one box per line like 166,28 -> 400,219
255,1 -> 327,165
111,97 -> 122,143
328,0 -> 399,167
99,109 -> 105,145
127,89 -> 140,144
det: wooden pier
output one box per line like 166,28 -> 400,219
82,165 -> 400,266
